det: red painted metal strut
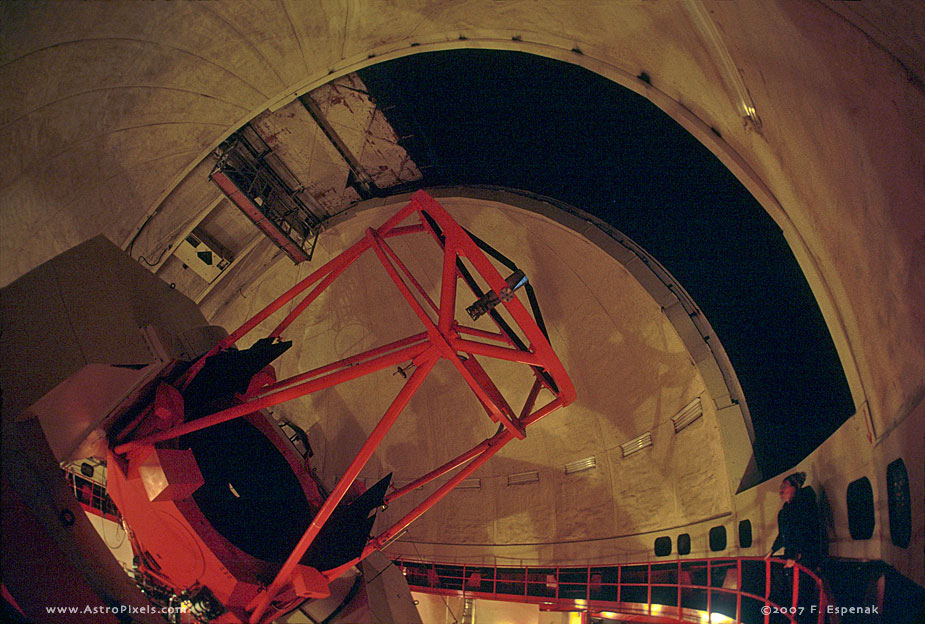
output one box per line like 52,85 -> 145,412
114,191 -> 575,624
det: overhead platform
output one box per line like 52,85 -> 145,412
210,127 -> 321,265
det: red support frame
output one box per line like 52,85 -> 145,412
113,191 -> 576,624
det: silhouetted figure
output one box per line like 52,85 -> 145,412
767,472 -> 824,623
769,471 -> 822,570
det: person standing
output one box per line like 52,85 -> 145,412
769,471 -> 823,570
765,472 -> 826,623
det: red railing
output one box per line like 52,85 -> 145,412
393,556 -> 830,624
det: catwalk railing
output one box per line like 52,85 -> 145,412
393,556 -> 830,624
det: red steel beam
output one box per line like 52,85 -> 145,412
113,341 -> 429,454
372,403 -> 531,552
383,223 -> 427,238
115,192 -> 576,622
455,324 -> 512,344
376,226 -> 440,315
323,427 -> 514,584
451,336 -> 545,366
174,234 -> 371,392
382,393 -> 565,506
220,234 -> 368,350
438,227 -> 460,333
211,171 -> 311,264
384,433 -> 499,504
325,395 -> 570,581
178,195 -> 425,393
413,192 -> 576,407
248,348 -> 440,623
269,248 -> 358,338
519,378 -> 543,420
367,228 -> 440,334
366,227 -> 526,438
252,332 -> 429,396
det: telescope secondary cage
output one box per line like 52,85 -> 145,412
113,190 -> 576,623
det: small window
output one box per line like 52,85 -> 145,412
654,536 -> 672,557
709,525 -> 727,552
886,459 -> 911,548
738,519 -> 753,548
677,533 -> 691,555
846,476 -> 875,540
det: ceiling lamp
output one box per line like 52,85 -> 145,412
564,456 -> 597,474
672,397 -> 703,433
507,470 -> 539,486
621,432 -> 653,457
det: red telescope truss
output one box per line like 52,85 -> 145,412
109,191 -> 575,623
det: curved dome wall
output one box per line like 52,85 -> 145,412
2,1 -> 920,441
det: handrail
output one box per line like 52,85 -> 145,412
392,555 -> 832,624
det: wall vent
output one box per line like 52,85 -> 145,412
565,456 -> 597,474
507,470 -> 539,486
672,397 -> 703,433
621,432 -> 653,457
456,479 -> 481,490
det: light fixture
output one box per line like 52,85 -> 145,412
672,397 -> 703,433
686,0 -> 762,129
564,456 -> 597,474
507,470 -> 539,486
620,432 -> 653,457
